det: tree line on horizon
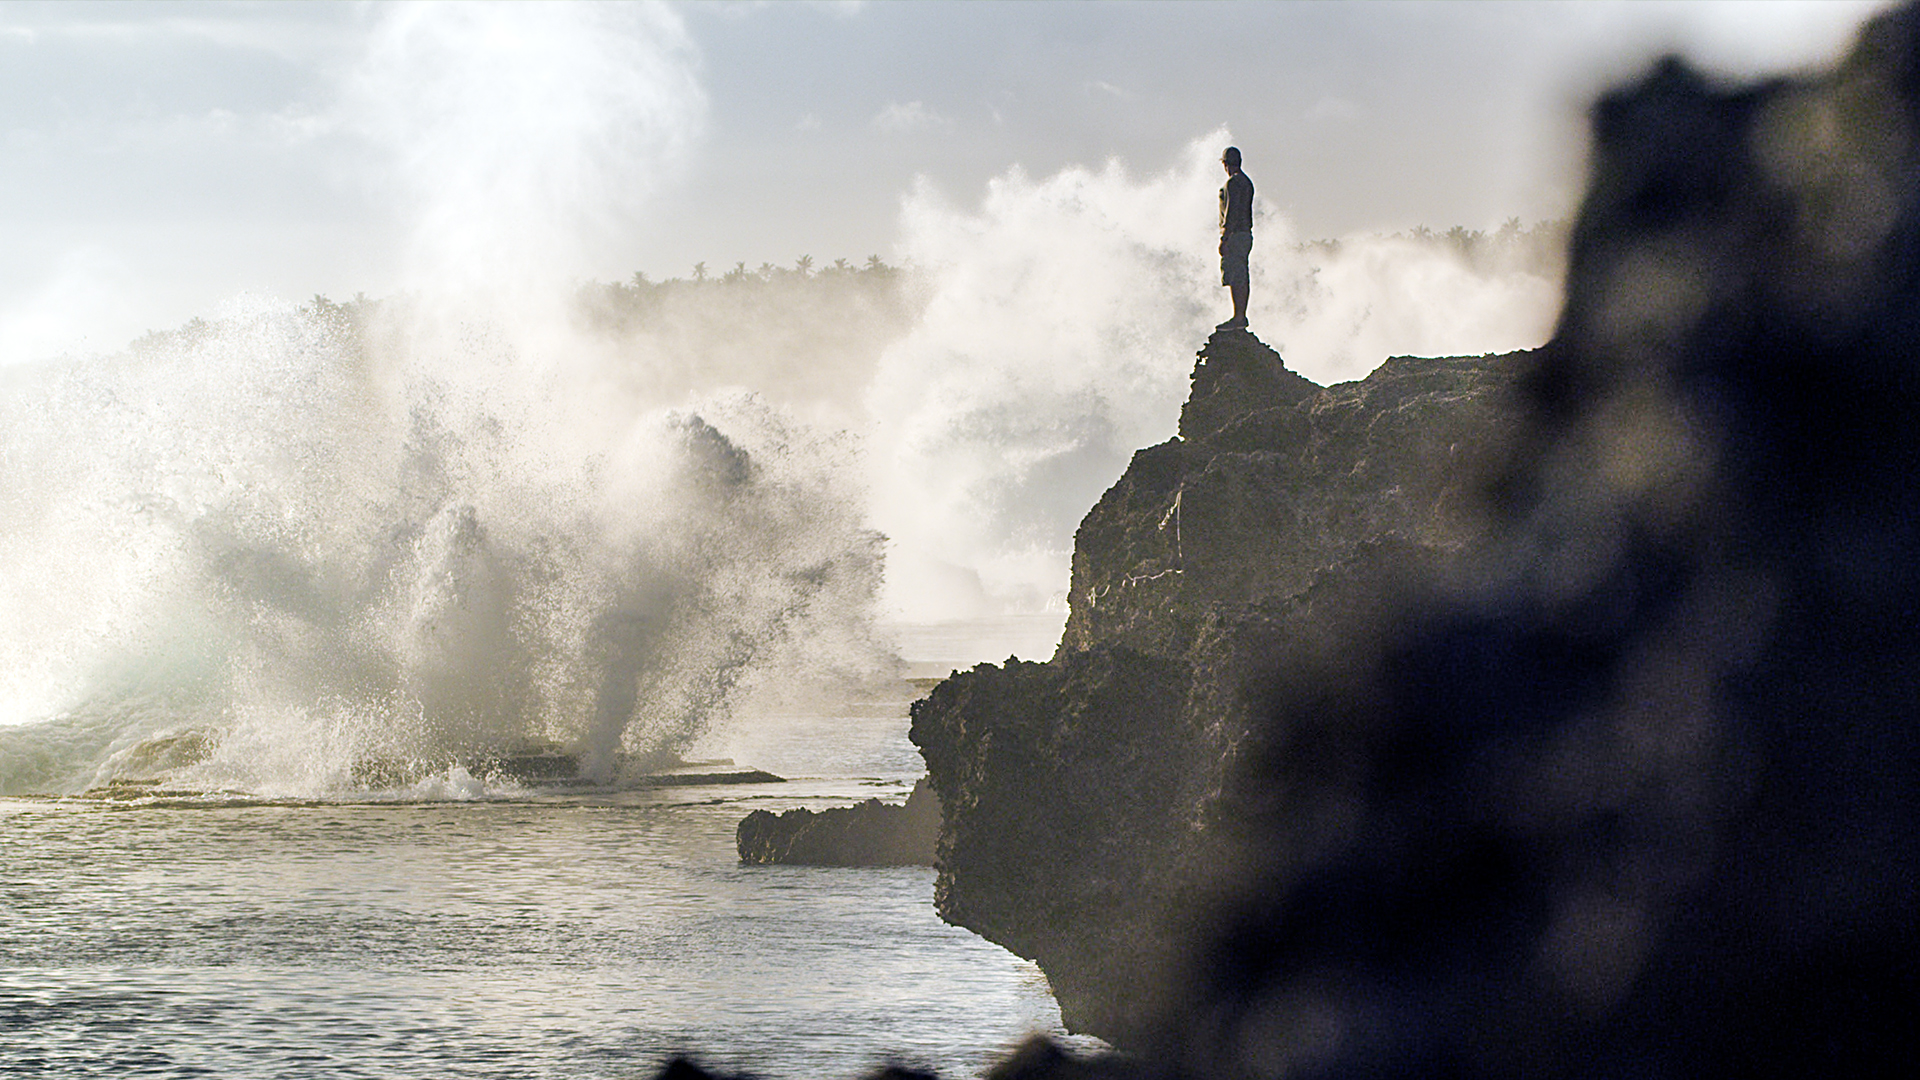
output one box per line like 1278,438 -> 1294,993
1295,217 -> 1570,280
118,225 -> 1566,382
573,254 -> 906,340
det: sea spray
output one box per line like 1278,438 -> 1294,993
0,3 -> 901,799
866,131 -> 1563,622
0,299 -> 892,798
344,0 -> 705,300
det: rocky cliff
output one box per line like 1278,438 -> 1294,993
1060,337 -> 1518,660
911,333 -> 1528,1041
911,6 -> 1920,1074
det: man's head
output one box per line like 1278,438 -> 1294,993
1222,146 -> 1242,174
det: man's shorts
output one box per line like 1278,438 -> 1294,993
1220,230 -> 1252,289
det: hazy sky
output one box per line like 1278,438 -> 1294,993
0,0 -> 1895,361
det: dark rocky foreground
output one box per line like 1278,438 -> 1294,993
737,776 -> 941,866
694,7 -> 1920,1077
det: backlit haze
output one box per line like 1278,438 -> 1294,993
0,0 -> 1895,667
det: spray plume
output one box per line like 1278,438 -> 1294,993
0,4 -> 892,798
866,132 -> 1563,622
2,11 -> 1568,793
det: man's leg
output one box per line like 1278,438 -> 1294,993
1220,231 -> 1251,328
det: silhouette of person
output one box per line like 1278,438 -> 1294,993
1217,146 -> 1253,331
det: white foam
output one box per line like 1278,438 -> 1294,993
0,301 -> 894,798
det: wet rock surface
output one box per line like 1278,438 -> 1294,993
114,728 -> 219,777
737,776 -> 942,866
71,731 -> 786,798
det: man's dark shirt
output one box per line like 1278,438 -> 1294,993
1220,171 -> 1254,234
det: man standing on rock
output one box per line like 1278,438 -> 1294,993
1218,145 -> 1254,331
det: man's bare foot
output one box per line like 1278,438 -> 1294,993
1215,315 -> 1249,330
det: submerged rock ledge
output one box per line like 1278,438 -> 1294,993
736,776 -> 941,866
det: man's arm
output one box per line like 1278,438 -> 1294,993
1230,173 -> 1254,232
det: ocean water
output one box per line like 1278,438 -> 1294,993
0,287 -> 1088,1079
0,703 -> 1087,1080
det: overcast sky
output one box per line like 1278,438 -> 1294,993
0,0 -> 1896,361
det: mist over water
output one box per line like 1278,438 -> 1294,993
0,4 -> 886,798
347,1 -> 703,303
0,294 -> 892,798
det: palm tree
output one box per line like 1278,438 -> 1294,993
692,261 -> 708,282
795,254 -> 814,277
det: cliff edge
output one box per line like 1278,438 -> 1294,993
911,331 -> 1527,1042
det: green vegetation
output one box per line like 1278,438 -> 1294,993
570,255 -> 921,411
574,254 -> 905,337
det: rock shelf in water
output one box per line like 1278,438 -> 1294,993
736,776 -> 941,866
66,732 -> 787,799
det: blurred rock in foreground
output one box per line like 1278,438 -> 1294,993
917,3 -> 1920,1075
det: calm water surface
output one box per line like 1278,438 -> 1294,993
0,707 -> 1083,1079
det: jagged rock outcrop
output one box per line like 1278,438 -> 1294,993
912,331 -> 1527,1042
916,6 -> 1920,1075
913,646 -> 1197,1036
737,776 -> 941,866
1060,335 -> 1520,659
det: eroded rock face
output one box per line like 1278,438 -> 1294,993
1060,334 -> 1522,660
912,331 -> 1526,1043
914,647 -> 1198,1038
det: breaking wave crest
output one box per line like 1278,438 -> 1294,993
0,298 -> 891,797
